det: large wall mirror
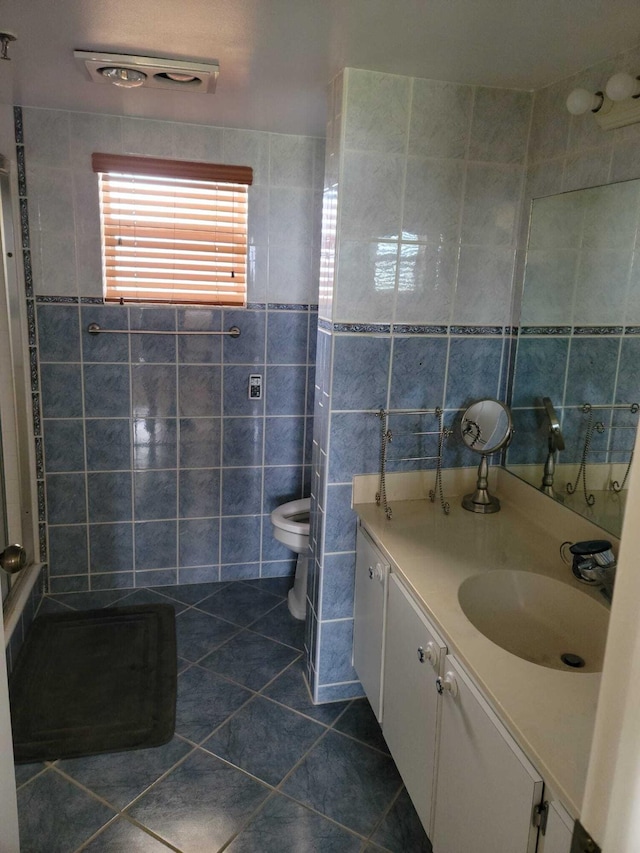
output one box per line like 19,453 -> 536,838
505,178 -> 640,537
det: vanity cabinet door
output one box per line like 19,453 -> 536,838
382,573 -> 446,836
538,798 -> 573,853
353,525 -> 389,721
432,655 -> 544,853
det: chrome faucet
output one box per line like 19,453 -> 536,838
561,539 -> 616,601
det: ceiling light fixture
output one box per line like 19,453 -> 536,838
566,71 -> 640,129
100,67 -> 147,88
74,51 -> 219,93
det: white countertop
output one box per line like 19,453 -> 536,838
354,469 -> 613,818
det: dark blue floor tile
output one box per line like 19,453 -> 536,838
36,597 -> 74,616
14,762 -> 46,789
175,608 -> 239,662
151,581 -> 229,605
111,588 -> 188,614
196,582 -> 281,627
226,793 -> 363,852
248,600 -> 305,650
199,630 -> 299,690
241,577 -> 293,598
176,665 -> 253,742
281,730 -> 403,837
57,736 -> 193,810
47,590 -> 129,610
17,768 -> 116,853
202,695 -> 324,786
177,657 -> 191,674
261,659 -> 349,725
333,698 -> 390,754
82,816 -> 176,851
126,748 -> 270,853
371,788 -> 432,853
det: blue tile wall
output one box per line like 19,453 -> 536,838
36,301 -> 317,592
507,327 -> 640,469
308,324 -> 512,703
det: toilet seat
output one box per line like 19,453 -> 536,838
270,497 -> 311,620
270,498 -> 310,553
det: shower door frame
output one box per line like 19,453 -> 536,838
0,147 -> 36,851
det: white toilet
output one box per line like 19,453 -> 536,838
270,498 -> 311,620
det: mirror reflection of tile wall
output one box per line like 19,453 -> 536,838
507,179 -> 640,536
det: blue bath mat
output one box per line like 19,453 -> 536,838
9,603 -> 177,763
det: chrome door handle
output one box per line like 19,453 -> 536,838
0,543 -> 26,574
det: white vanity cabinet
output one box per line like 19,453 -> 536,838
353,526 -> 389,721
432,654 -> 544,853
382,573 -> 446,835
353,523 -> 574,853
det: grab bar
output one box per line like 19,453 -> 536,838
87,323 -> 240,338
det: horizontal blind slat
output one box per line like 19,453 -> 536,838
97,157 -> 248,306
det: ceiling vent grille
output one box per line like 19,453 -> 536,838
74,51 -> 219,93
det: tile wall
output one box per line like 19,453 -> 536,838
37,301 -> 316,593
308,68 -> 532,702
18,107 -> 323,593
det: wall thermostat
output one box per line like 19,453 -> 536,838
249,374 -> 262,399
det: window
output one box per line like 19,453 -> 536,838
92,153 -> 253,306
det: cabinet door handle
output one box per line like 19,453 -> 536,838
367,563 -> 387,583
417,642 -> 438,667
436,671 -> 458,698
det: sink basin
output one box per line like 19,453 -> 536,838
458,570 -> 609,672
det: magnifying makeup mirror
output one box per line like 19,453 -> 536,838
461,399 -> 513,513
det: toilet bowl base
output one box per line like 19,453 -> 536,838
287,553 -> 308,621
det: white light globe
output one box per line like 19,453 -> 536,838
605,72 -> 640,102
566,88 -> 599,115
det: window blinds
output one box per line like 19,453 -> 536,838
92,154 -> 253,306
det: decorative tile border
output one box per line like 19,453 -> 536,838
520,326 -> 572,335
333,322 -> 391,333
573,326 -> 623,336
449,325 -> 504,336
267,303 -> 311,311
34,295 -> 317,312
13,106 -> 23,144
318,320 -> 517,336
392,324 -> 447,335
520,325 -> 628,336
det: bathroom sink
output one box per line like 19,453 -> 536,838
458,570 -> 609,672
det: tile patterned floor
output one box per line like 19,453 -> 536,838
14,579 -> 432,853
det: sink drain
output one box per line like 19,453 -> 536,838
561,653 -> 585,668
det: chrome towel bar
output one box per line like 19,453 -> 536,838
87,323 -> 240,338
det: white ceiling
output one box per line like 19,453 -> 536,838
1,0 -> 640,137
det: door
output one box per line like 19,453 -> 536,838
432,655 -> 543,853
0,155 -> 24,852
353,526 -> 389,721
382,573 -> 446,835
